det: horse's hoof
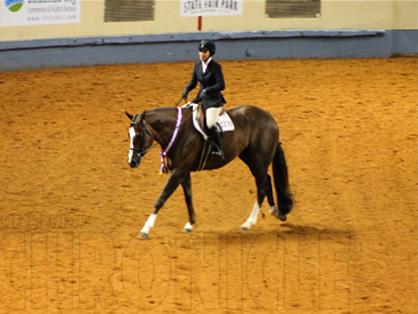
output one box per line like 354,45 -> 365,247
240,223 -> 251,231
269,206 -> 278,215
183,222 -> 193,233
272,209 -> 287,222
278,214 -> 287,222
140,232 -> 149,240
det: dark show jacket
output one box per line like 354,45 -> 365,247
184,59 -> 226,109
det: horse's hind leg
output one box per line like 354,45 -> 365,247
266,175 -> 278,215
181,173 -> 196,232
241,169 -> 268,230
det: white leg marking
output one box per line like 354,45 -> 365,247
240,202 -> 260,230
183,222 -> 193,232
128,127 -> 135,163
269,205 -> 277,215
140,213 -> 157,236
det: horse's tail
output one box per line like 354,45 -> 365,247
272,142 -> 293,216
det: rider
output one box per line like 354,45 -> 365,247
181,39 -> 226,159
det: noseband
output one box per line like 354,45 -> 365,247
129,147 -> 148,158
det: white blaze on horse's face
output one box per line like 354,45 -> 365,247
128,126 -> 136,163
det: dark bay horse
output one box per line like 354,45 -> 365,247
126,105 -> 293,239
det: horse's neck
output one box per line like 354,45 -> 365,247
146,108 -> 178,148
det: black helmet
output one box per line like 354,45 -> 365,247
198,40 -> 216,56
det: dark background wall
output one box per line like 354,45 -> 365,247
0,30 -> 416,72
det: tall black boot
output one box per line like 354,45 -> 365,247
208,127 -> 225,160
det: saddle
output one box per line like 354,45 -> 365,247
189,103 -> 235,140
181,103 -> 235,170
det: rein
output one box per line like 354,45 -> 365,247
160,107 -> 183,174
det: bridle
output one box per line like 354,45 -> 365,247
129,107 -> 183,173
129,114 -> 157,158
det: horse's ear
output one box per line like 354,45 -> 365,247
125,111 -> 134,121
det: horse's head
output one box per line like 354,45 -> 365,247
126,111 -> 154,168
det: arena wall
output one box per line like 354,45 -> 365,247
0,0 -> 416,71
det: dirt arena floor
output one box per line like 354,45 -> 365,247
0,57 -> 417,314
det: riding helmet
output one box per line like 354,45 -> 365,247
198,40 -> 216,56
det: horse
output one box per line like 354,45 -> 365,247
125,105 -> 293,239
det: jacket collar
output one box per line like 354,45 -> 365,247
201,57 -> 212,73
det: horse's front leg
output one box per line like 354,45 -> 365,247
181,173 -> 196,232
140,169 -> 187,239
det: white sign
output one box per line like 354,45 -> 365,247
0,0 -> 80,27
180,0 -> 243,16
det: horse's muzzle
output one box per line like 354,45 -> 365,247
129,157 -> 141,168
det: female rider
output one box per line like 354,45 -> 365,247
181,40 -> 226,159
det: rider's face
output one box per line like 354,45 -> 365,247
199,49 -> 210,62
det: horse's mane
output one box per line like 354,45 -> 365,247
149,107 -> 178,113
145,106 -> 193,118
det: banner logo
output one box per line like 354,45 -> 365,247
5,0 -> 23,13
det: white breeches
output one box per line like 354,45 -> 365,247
205,107 -> 222,129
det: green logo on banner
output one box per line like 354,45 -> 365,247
5,0 -> 24,13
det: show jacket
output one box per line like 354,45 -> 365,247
183,59 -> 226,110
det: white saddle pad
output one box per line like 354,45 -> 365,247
189,103 -> 235,140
